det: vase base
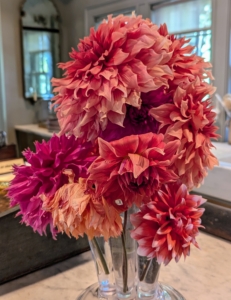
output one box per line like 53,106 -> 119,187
158,283 -> 185,300
77,283 -> 185,300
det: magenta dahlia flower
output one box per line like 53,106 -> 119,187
88,133 -> 180,208
52,14 -> 173,142
130,183 -> 206,265
8,135 -> 96,237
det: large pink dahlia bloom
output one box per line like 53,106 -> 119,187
88,133 -> 180,208
8,135 -> 96,237
52,14 -> 173,142
130,183 -> 206,265
150,79 -> 218,188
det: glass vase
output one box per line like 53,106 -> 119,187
79,205 -> 186,300
137,256 -> 162,299
109,205 -> 137,300
137,256 -> 186,300
89,236 -> 115,298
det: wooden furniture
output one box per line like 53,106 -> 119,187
15,124 -> 52,156
0,207 -> 89,284
0,144 -> 17,161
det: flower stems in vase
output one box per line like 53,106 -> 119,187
121,211 -> 128,293
91,237 -> 110,275
110,206 -> 137,299
89,236 -> 115,297
137,256 -> 161,299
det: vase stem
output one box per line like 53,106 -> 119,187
121,210 -> 128,293
139,258 -> 152,282
92,237 -> 109,275
121,231 -> 128,293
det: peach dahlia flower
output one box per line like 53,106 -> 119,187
52,14 -> 173,142
42,171 -> 122,240
130,183 -> 206,265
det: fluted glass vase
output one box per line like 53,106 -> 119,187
109,205 -> 137,299
137,256 -> 162,299
137,256 -> 186,300
78,206 -> 186,300
89,237 -> 115,298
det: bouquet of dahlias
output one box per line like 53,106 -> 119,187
8,14 -> 218,273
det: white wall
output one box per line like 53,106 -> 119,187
0,0 -> 35,144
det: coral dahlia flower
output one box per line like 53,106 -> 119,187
130,183 -> 206,265
150,79 -> 218,188
8,135 -> 96,237
158,24 -> 213,91
42,172 -> 122,240
52,14 -> 173,142
88,133 -> 180,208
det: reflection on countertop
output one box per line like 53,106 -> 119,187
1,232 -> 231,300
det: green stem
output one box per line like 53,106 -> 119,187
121,211 -> 128,293
92,237 -> 109,275
139,259 -> 152,282
123,210 -> 128,237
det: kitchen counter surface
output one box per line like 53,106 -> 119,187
1,232 -> 231,300
14,124 -> 53,138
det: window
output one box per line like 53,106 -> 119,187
151,0 -> 212,62
23,30 -> 59,100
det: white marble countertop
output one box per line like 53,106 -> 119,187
1,232 -> 231,300
193,141 -> 231,202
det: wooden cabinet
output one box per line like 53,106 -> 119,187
0,144 -> 17,160
15,124 -> 52,156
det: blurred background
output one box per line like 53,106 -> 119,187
0,0 -> 230,290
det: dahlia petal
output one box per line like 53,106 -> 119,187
137,246 -> 155,258
128,153 -> 149,178
107,48 -> 129,66
157,222 -> 172,235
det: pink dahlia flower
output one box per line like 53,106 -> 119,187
130,183 -> 206,265
42,172 -> 122,240
150,79 -> 218,188
88,133 -> 180,208
8,135 -> 96,237
100,87 -> 173,142
52,14 -> 173,142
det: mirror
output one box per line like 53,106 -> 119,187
20,0 -> 60,102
